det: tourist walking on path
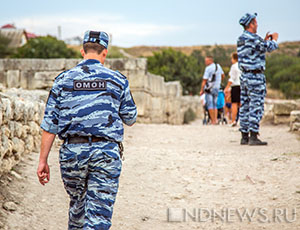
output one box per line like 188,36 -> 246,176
200,56 -> 225,125
225,52 -> 241,127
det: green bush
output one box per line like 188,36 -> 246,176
147,48 -> 204,95
266,54 -> 300,99
14,36 -> 80,58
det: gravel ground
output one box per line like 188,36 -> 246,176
1,120 -> 300,230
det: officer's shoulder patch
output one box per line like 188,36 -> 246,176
73,80 -> 107,91
115,71 -> 127,79
237,40 -> 245,47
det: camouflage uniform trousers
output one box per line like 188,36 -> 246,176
59,141 -> 122,230
239,73 -> 266,133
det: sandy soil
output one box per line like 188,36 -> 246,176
1,120 -> 300,230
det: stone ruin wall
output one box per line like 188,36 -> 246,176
0,58 -> 203,175
0,58 -> 203,124
0,58 -> 300,176
0,90 -> 46,174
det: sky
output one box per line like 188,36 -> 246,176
1,0 -> 300,47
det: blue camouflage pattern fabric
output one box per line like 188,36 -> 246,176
41,59 -> 137,142
41,58 -> 137,229
239,13 -> 257,27
237,30 -> 278,133
83,31 -> 109,49
60,141 -> 121,229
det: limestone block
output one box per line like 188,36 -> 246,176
165,98 -> 183,125
273,101 -> 298,115
1,134 -> 12,157
21,59 -> 64,71
1,126 -> 10,137
124,59 -> 139,71
290,110 -> 300,131
13,122 -> 24,138
136,58 -> 147,70
8,121 -> 15,138
0,107 -> 2,126
165,81 -> 182,98
12,137 -> 25,154
25,135 -> 34,152
181,96 -> 203,119
0,72 -> 6,87
20,71 -> 34,89
0,59 -> 20,71
262,102 -> 274,123
2,98 -> 12,123
24,101 -> 39,122
65,59 -> 81,70
290,110 -> 300,122
13,99 -> 25,121
38,59 -> 66,71
0,59 -> 4,71
31,71 -> 61,89
148,74 -> 166,97
37,103 -> 46,123
128,70 -> 149,90
21,125 -> 30,139
105,59 -> 125,71
290,122 -> 300,131
28,121 -> 40,136
33,136 -> 41,152
274,115 -> 290,125
7,70 -> 20,88
131,91 -> 152,118
0,158 -> 14,173
150,97 -> 165,123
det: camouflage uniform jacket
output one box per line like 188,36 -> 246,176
41,59 -> 137,142
237,30 -> 278,72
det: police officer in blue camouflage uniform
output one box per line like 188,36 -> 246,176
37,30 -> 137,229
237,13 -> 278,145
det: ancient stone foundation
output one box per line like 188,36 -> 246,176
0,58 -> 203,125
0,89 -> 46,174
0,58 -> 203,175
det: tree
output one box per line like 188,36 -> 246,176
265,54 -> 300,99
14,36 -> 80,58
147,48 -> 204,95
0,34 -> 14,58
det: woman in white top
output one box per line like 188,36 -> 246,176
225,52 -> 241,126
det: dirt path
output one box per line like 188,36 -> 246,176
1,121 -> 300,230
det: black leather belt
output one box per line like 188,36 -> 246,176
67,135 -> 109,144
65,135 -> 125,160
243,69 -> 264,74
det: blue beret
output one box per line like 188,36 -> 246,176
83,30 -> 109,49
239,13 -> 257,27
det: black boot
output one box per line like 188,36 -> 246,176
249,131 -> 267,146
240,132 -> 249,145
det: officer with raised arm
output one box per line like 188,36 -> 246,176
237,13 -> 278,145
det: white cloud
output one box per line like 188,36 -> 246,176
13,13 -> 184,46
